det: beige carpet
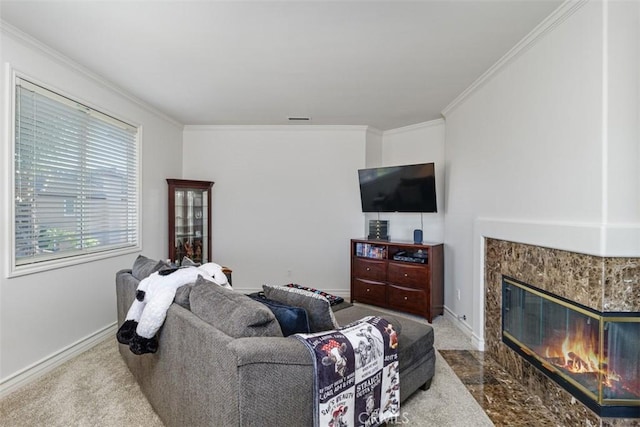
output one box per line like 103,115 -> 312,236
0,314 -> 492,426
0,338 -> 163,427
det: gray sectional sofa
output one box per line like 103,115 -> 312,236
116,265 -> 435,427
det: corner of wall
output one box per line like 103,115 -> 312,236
365,127 -> 383,168
441,0 -> 588,119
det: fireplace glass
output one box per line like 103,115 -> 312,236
502,276 -> 640,418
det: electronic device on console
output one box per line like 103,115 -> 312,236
392,249 -> 428,264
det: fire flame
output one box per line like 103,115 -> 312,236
542,320 -> 621,389
559,326 -> 599,373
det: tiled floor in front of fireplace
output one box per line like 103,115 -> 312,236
439,349 -> 565,426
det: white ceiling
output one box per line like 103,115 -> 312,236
0,0 -> 563,130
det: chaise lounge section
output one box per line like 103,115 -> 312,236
115,264 -> 435,426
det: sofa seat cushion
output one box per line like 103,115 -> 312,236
190,277 -> 283,338
333,305 -> 433,372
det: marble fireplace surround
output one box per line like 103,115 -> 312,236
484,238 -> 640,425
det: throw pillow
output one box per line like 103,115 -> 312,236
132,255 -> 170,280
190,276 -> 283,338
285,283 -> 345,306
262,284 -> 339,333
249,294 -> 311,337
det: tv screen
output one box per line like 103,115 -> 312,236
358,163 -> 437,213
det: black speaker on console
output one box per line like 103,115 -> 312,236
413,229 -> 423,245
368,220 -> 389,241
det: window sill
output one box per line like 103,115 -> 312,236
8,245 -> 141,278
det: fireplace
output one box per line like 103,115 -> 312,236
502,276 -> 640,418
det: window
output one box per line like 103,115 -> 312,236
13,77 -> 139,271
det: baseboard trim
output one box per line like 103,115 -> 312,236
443,306 -> 482,350
471,333 -> 486,352
0,322 -> 117,398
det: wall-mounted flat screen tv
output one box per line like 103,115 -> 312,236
358,162 -> 437,213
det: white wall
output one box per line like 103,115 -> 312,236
603,0 -> 640,254
371,119 -> 446,244
0,25 -> 183,392
182,126 -> 366,295
442,0 -> 640,348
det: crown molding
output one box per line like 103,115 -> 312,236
441,0 -> 588,118
183,124 -> 372,132
383,118 -> 445,137
0,20 -> 183,129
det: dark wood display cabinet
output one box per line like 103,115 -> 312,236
350,239 -> 444,322
167,179 -> 214,265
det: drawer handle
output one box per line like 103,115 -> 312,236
404,273 -> 408,277
404,296 -> 408,301
366,288 -> 371,292
366,267 -> 370,271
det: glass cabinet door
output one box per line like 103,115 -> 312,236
167,179 -> 214,265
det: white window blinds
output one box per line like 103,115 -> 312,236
14,77 -> 139,267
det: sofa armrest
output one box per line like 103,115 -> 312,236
116,269 -> 138,324
227,336 -> 315,427
227,336 -> 312,367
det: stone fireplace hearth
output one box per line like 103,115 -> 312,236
484,238 -> 640,426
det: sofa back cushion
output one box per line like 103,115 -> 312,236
173,284 -> 196,309
263,284 -> 339,333
132,255 -> 170,280
190,276 -> 283,338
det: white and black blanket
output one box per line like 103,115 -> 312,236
295,316 -> 400,427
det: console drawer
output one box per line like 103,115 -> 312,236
388,262 -> 428,289
387,285 -> 427,314
352,278 -> 386,304
353,258 -> 387,282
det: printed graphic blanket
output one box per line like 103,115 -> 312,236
285,283 -> 345,306
295,316 -> 400,427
